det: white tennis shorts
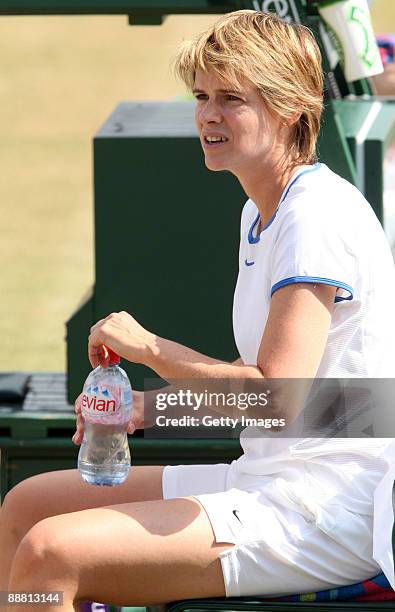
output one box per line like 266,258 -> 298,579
162,462 -> 381,598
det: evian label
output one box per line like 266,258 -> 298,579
82,384 -> 127,425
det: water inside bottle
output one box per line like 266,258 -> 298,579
78,424 -> 131,486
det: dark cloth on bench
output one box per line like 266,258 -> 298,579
268,573 -> 395,602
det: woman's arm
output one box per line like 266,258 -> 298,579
257,282 -> 336,378
88,282 -> 336,381
88,283 -> 336,423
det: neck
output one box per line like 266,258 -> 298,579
237,159 -> 303,229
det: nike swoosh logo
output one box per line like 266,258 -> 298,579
232,509 -> 242,524
245,259 -> 255,267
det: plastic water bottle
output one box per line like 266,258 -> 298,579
78,348 -> 133,486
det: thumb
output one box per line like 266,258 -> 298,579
127,421 -> 136,435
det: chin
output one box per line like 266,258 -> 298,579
204,157 -> 228,172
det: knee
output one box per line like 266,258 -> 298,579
10,519 -> 71,583
1,483 -> 27,541
11,524 -> 50,578
1,477 -> 46,541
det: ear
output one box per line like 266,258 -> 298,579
282,111 -> 302,129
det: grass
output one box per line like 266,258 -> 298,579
0,4 -> 393,371
0,14 -> 218,371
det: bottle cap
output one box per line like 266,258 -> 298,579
106,347 -> 120,365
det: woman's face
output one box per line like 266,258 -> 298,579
193,68 -> 284,177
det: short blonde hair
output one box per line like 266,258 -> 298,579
174,10 -> 324,165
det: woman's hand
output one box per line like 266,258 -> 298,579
88,311 -> 156,369
72,389 -> 147,445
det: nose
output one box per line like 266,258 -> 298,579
196,98 -> 222,126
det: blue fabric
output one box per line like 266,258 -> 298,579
266,573 -> 395,602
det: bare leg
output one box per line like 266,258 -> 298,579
8,496 -> 234,611
0,466 -> 164,590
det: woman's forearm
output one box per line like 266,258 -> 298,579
145,335 -> 263,380
87,311 -> 257,379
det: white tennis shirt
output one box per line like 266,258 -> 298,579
233,162 -> 395,377
229,162 -> 395,585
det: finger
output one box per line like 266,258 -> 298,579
88,339 -> 109,369
99,344 -> 110,367
89,316 -> 109,334
119,310 -> 133,320
72,429 -> 83,445
88,339 -> 101,368
72,429 -> 83,444
74,413 -> 84,433
126,422 -> 136,435
73,393 -> 85,444
88,342 -> 100,369
89,313 -> 119,336
74,393 -> 83,414
73,418 -> 85,440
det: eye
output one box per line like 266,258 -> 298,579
194,94 -> 208,101
226,95 -> 241,101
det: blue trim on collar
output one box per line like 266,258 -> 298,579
270,276 -> 353,302
248,213 -> 261,244
247,163 -> 322,245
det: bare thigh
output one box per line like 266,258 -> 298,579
1,466 -> 164,529
10,496 -> 234,606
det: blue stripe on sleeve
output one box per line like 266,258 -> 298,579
270,276 -> 353,301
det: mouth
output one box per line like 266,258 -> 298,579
202,135 -> 229,148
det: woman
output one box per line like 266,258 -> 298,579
1,10 -> 395,609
